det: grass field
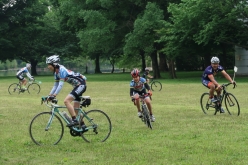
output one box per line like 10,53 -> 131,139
1,71 -> 248,164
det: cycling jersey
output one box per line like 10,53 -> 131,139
50,65 -> 86,95
142,72 -> 148,79
202,65 -> 224,81
130,77 -> 150,96
16,67 -> 32,79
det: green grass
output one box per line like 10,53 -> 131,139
1,73 -> 248,164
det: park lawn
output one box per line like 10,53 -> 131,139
1,73 -> 248,165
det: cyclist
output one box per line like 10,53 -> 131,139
202,57 -> 236,113
46,55 -> 87,130
130,68 -> 155,122
16,63 -> 34,90
142,67 -> 153,84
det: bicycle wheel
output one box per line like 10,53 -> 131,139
200,93 -> 216,115
29,112 -> 64,145
80,109 -> 112,143
27,83 -> 41,94
8,83 -> 21,95
150,81 -> 162,91
142,105 -> 152,129
224,93 -> 240,116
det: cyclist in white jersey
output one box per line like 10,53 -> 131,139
46,55 -> 87,129
16,63 -> 33,90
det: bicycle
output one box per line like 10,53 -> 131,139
8,79 -> 41,95
29,96 -> 112,145
134,93 -> 153,129
200,82 -> 240,116
149,78 -> 162,91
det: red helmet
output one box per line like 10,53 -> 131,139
131,69 -> 140,78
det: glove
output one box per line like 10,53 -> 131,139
131,98 -> 135,102
148,90 -> 152,96
30,76 -> 34,81
48,95 -> 56,100
232,81 -> 236,85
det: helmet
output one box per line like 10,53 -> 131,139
46,55 -> 60,65
26,63 -> 31,68
131,69 -> 140,77
145,67 -> 149,71
211,57 -> 220,64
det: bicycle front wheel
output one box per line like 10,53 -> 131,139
80,109 -> 112,143
8,83 -> 20,95
224,93 -> 240,116
150,81 -> 162,91
200,93 -> 216,115
142,105 -> 152,129
27,83 -> 41,94
29,112 -> 64,145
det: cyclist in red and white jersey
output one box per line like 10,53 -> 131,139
16,63 -> 33,90
130,68 -> 155,122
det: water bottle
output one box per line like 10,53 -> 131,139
62,111 -> 72,123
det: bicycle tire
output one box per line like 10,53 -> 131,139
142,105 -> 152,129
8,83 -> 21,95
150,81 -> 162,91
224,93 -> 240,116
200,93 -> 216,115
27,83 -> 41,94
80,109 -> 112,143
29,112 -> 64,145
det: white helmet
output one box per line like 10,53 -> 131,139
26,63 -> 31,68
211,57 -> 220,63
46,55 -> 60,65
145,67 -> 149,71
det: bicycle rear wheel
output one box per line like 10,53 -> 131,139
8,83 -> 21,95
29,112 -> 64,145
80,109 -> 112,142
150,81 -> 162,91
27,83 -> 41,94
142,105 -> 152,129
224,93 -> 240,116
200,93 -> 216,115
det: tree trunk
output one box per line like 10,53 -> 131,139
168,59 -> 177,79
30,59 -> 38,75
95,53 -> 101,73
140,50 -> 146,71
150,51 -> 161,78
159,52 -> 168,71
221,43 -> 227,70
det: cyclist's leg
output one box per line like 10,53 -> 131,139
203,80 -> 215,99
16,75 -> 25,89
132,91 -> 142,117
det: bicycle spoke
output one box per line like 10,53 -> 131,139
80,110 -> 112,142
29,112 -> 64,145
224,93 -> 240,116
28,83 -> 41,94
200,93 -> 216,115
8,83 -> 21,95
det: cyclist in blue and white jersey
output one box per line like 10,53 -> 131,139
46,55 -> 87,129
16,63 -> 34,90
202,57 -> 236,113
130,68 -> 155,122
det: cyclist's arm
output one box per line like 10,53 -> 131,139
26,72 -> 32,79
53,79 -> 64,96
144,82 -> 150,91
221,70 -> 234,83
147,74 -> 153,78
207,74 -> 220,88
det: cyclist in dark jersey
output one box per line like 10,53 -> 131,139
130,68 -> 155,122
202,57 -> 236,112
142,67 -> 153,84
46,55 -> 87,129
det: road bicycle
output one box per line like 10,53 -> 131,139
135,94 -> 153,129
200,66 -> 240,116
149,78 -> 162,91
29,96 -> 112,145
8,79 -> 41,95
200,82 -> 240,116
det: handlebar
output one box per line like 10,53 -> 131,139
221,82 -> 237,89
41,96 -> 58,108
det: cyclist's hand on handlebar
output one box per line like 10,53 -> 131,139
131,97 -> 135,102
48,95 -> 56,101
148,90 -> 152,96
232,81 -> 237,88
